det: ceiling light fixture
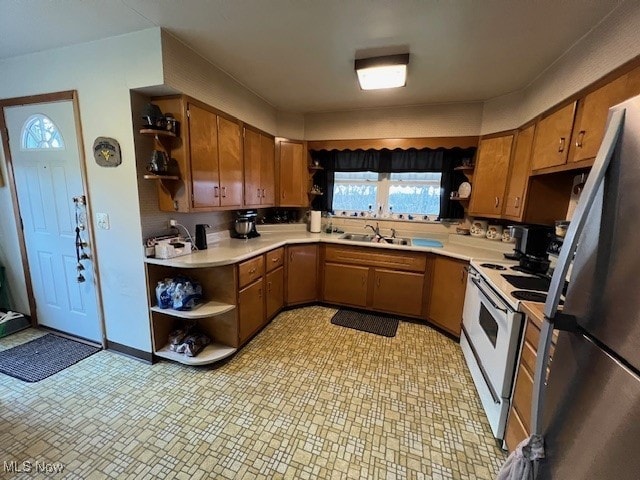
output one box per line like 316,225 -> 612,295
355,53 -> 410,90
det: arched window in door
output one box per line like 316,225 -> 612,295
21,114 -> 65,150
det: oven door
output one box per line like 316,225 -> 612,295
462,273 -> 522,398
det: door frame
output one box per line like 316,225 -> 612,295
0,90 -> 107,347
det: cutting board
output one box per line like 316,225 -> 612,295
412,238 -> 443,248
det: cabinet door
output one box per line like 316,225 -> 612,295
503,124 -> 535,220
238,278 -> 265,344
372,269 -> 424,317
266,266 -> 284,320
323,263 -> 369,308
217,116 -> 243,208
286,244 -> 317,305
530,102 -> 576,171
260,134 -> 276,206
189,103 -> 220,208
569,74 -> 630,164
468,135 -> 513,218
427,256 -> 467,336
243,128 -> 262,207
279,140 -> 307,207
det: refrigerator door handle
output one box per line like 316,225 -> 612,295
543,108 -> 625,320
532,108 -> 625,441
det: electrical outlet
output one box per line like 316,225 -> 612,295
96,213 -> 110,230
169,219 -> 177,228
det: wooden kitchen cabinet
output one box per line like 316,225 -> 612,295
216,115 -> 243,208
286,244 -> 318,305
504,302 -> 557,452
469,134 -> 514,218
190,102 -> 220,209
322,245 -> 428,319
265,266 -> 284,320
569,69 -> 640,164
426,256 -> 468,337
238,278 -> 265,344
323,263 -> 369,308
278,139 -> 308,207
243,127 -> 275,207
372,269 -> 425,317
530,101 -> 576,171
502,123 -> 535,221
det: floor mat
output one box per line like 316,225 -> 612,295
0,333 -> 100,382
330,309 -> 399,337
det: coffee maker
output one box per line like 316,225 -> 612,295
231,211 -> 260,239
506,225 -> 554,273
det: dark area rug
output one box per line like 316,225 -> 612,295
0,333 -> 100,382
331,309 -> 399,337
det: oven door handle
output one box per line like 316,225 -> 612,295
471,277 -> 508,313
462,326 -> 501,405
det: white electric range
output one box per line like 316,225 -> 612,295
460,259 -> 552,442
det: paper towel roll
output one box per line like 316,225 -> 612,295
309,210 -> 321,233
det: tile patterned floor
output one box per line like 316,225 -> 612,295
0,306 -> 505,479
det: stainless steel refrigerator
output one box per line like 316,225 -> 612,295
531,95 -> 640,478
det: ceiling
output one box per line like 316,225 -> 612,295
0,0 -> 624,113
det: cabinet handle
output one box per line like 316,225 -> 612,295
262,188 -> 266,198
575,130 -> 586,148
558,137 -> 566,153
282,191 -> 286,199
214,186 -> 219,198
258,287 -> 262,298
514,196 -> 520,208
362,275 -> 366,286
376,277 -> 381,288
494,196 -> 499,208
289,251 -> 293,262
257,188 -> 261,199
268,282 -> 272,293
249,267 -> 256,274
461,267 -> 466,283
272,257 -> 279,263
222,186 -> 227,198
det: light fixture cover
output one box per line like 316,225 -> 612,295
355,53 -> 410,90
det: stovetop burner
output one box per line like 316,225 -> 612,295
480,263 -> 507,270
511,290 -> 547,302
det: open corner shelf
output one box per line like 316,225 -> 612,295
308,165 -> 324,171
308,191 -> 323,196
155,343 -> 237,365
140,129 -> 177,138
144,174 -> 180,181
150,300 -> 236,319
450,195 -> 470,202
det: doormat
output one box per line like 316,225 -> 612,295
331,309 -> 399,337
0,333 -> 100,382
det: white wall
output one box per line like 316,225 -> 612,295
481,0 -> 640,134
304,102 -> 484,140
0,28 -> 164,351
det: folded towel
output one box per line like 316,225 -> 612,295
496,434 -> 545,480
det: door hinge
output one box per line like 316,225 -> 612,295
186,109 -> 190,118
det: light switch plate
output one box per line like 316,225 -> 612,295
96,212 -> 110,230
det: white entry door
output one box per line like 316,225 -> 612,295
4,101 -> 101,342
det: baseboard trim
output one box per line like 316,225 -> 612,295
106,340 -> 153,363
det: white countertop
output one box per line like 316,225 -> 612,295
145,227 -> 511,268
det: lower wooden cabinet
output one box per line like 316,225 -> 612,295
238,278 -> 265,344
265,266 -> 284,320
286,244 -> 318,305
372,269 -> 424,317
426,256 -> 468,336
323,263 -> 369,307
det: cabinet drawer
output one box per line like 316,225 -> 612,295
325,245 -> 426,272
505,407 -> 528,453
265,247 -> 284,272
238,255 -> 264,288
513,363 -> 534,432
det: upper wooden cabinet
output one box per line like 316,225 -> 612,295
468,134 -> 514,218
569,67 -> 640,164
277,140 -> 308,207
502,124 -> 535,221
149,96 -> 243,212
530,101 -> 576,171
243,127 -> 275,208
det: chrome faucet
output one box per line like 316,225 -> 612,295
365,222 -> 381,239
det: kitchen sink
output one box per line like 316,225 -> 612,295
339,233 -> 412,246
